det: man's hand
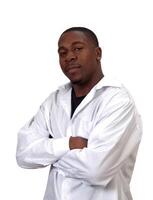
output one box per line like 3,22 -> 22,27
69,136 -> 88,150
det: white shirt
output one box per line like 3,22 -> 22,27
16,76 -> 142,200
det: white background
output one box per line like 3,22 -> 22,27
0,0 -> 152,199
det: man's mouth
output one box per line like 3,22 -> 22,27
66,64 -> 81,73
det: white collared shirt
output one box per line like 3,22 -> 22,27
16,76 -> 142,200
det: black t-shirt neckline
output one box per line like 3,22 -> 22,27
71,88 -> 86,118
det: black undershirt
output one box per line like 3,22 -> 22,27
71,88 -> 86,118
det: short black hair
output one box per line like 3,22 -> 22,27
61,27 -> 99,47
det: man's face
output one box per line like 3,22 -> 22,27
58,31 -> 101,85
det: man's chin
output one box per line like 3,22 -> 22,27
70,79 -> 82,85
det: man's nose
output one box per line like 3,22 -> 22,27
65,51 -> 77,62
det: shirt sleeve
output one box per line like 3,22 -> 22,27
16,100 -> 70,169
53,90 -> 142,186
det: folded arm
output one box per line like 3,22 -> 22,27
53,92 -> 142,186
16,101 -> 70,169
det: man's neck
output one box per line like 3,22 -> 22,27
72,73 -> 104,97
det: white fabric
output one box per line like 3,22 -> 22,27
16,76 -> 142,200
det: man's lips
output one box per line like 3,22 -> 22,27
66,64 -> 81,73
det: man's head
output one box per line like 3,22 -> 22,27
58,27 -> 103,87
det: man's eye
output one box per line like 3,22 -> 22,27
74,47 -> 83,51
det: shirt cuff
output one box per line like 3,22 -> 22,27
52,137 -> 70,158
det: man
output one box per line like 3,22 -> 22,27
16,27 -> 142,200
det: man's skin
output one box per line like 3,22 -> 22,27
69,136 -> 88,150
58,30 -> 104,150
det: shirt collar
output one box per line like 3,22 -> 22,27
95,76 -> 122,90
58,76 -> 122,92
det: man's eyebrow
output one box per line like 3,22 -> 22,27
71,41 -> 85,45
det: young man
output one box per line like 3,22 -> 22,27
16,27 -> 142,200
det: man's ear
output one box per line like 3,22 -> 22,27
95,47 -> 102,61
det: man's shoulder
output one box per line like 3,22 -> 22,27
42,82 -> 71,106
98,76 -> 135,107
98,76 -> 127,95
